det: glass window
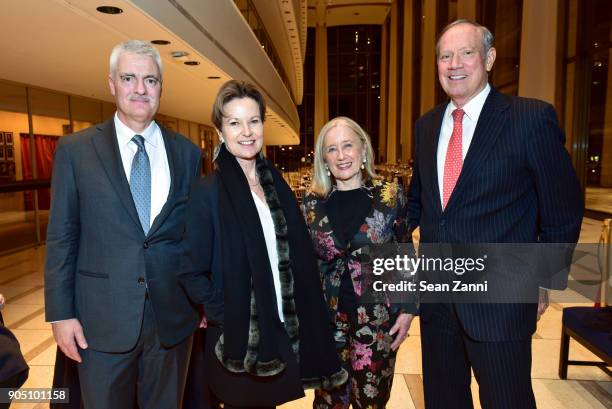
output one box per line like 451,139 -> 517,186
480,0 -> 523,95
327,25 -> 382,152
564,0 -> 612,213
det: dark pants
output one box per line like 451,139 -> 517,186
0,371 -> 29,409
77,297 -> 193,409
0,311 -> 29,409
421,304 -> 536,409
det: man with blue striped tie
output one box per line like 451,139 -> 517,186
408,20 -> 583,409
45,40 -> 202,409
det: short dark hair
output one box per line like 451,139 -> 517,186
211,80 -> 266,130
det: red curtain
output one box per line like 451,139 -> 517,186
20,133 -> 59,210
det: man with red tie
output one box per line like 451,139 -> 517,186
407,20 -> 583,408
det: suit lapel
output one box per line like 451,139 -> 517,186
444,88 -> 511,212
91,119 -> 144,233
426,105 -> 446,216
147,124 -> 177,237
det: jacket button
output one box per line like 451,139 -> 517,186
440,219 -> 446,226
143,240 -> 149,249
137,277 -> 145,285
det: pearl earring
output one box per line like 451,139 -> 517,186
325,164 -> 330,177
361,158 -> 366,170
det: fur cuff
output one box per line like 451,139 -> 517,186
214,334 -> 286,377
301,368 -> 349,390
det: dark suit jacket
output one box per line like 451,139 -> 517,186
407,88 -> 583,341
0,312 -> 29,386
44,119 -> 202,352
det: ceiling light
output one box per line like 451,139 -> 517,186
96,6 -> 123,14
151,40 -> 171,45
184,61 -> 200,66
171,51 -> 189,62
208,76 -> 221,79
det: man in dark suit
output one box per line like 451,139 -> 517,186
44,40 -> 202,409
407,20 -> 583,408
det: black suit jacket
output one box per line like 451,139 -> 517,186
407,88 -> 583,341
44,119 -> 202,352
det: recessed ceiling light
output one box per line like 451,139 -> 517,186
96,6 -> 123,14
151,40 -> 171,45
208,76 -> 221,79
184,61 -> 200,66
171,51 -> 189,59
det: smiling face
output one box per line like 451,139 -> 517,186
323,123 -> 365,190
437,23 -> 496,108
108,52 -> 162,133
218,97 -> 264,164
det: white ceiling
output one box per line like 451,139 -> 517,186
0,0 -> 299,145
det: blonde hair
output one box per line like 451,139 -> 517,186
311,116 -> 378,197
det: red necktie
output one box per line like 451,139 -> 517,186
442,108 -> 465,209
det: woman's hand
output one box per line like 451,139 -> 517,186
389,313 -> 415,351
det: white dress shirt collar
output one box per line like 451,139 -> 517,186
445,83 -> 491,124
113,113 -> 160,149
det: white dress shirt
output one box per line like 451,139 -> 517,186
251,191 -> 284,322
114,114 -> 170,228
437,84 -> 491,205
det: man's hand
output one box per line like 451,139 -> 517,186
389,313 -> 415,351
537,288 -> 549,321
52,318 -> 88,363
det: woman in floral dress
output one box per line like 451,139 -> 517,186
303,117 -> 417,408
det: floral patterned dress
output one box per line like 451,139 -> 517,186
303,179 -> 416,409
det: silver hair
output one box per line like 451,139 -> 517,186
436,19 -> 494,58
109,40 -> 163,79
310,116 -> 378,197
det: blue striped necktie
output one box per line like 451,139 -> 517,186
130,135 -> 151,234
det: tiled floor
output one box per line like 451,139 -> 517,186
1,218 -> 611,408
585,187 -> 612,215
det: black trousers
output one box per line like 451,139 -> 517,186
0,371 -> 29,409
0,311 -> 29,409
420,304 -> 536,409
